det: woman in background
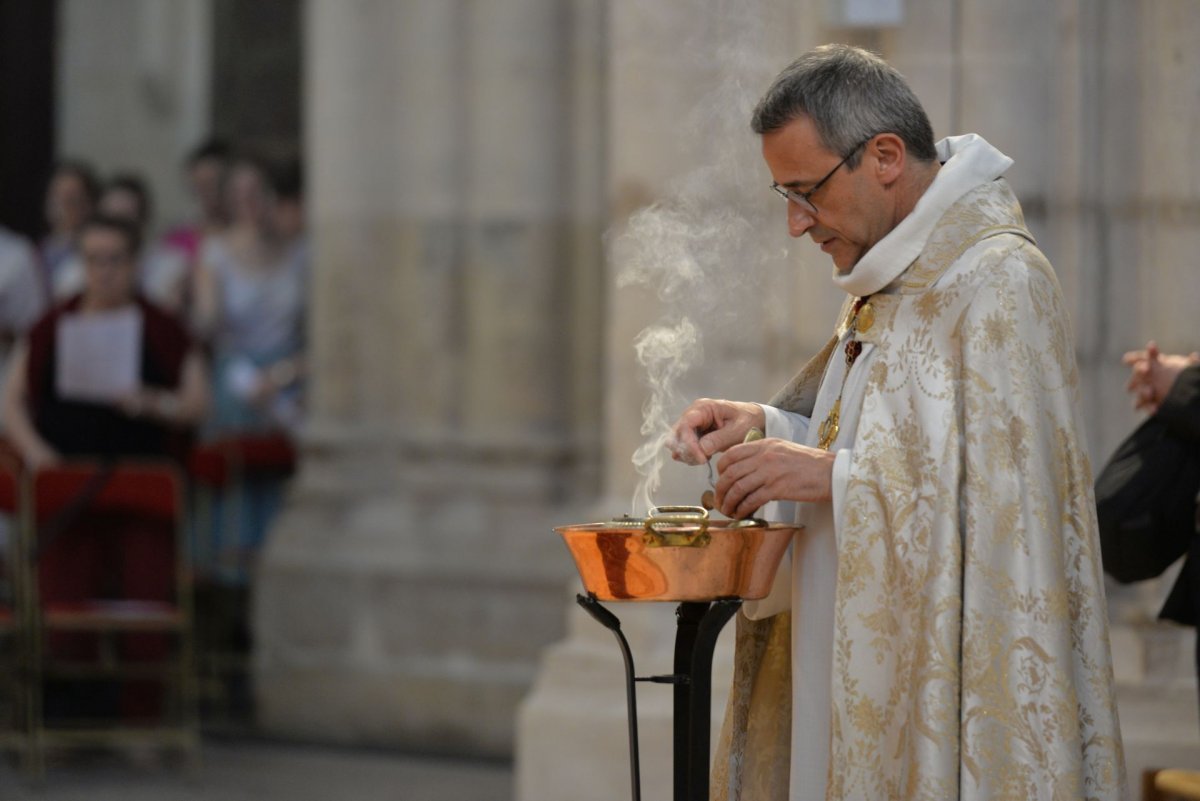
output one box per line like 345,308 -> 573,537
190,153 -> 306,584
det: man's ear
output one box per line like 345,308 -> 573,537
868,133 -> 906,186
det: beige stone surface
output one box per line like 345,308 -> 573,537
56,0 -> 212,235
256,0 -> 605,758
255,0 -> 1200,789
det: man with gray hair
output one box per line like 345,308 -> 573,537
671,44 -> 1124,800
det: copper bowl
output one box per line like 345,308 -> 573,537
556,506 -> 799,602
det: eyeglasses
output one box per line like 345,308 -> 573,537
81,249 -> 132,268
769,135 -> 874,215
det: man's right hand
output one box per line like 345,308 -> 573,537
669,399 -> 766,465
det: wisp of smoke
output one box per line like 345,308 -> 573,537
629,318 -> 700,514
612,2 -> 783,516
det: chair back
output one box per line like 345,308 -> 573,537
31,462 -> 181,525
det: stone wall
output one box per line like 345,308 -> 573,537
253,0 -> 606,756
56,0 -> 212,234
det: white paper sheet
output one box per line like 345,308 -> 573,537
55,307 -> 142,402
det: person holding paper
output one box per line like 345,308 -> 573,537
2,213 -> 209,468
1,212 -> 211,721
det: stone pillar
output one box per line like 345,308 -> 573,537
516,4 -> 830,799
254,0 -> 604,756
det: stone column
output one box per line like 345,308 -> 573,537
255,0 -> 603,756
516,4 -> 829,799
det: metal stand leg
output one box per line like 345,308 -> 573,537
683,600 -> 740,801
577,594 -> 741,801
673,603 -> 705,801
577,594 -> 641,801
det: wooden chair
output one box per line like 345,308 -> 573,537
18,460 -> 200,777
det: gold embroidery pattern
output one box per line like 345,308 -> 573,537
831,180 -> 1124,800
711,179 -> 1125,801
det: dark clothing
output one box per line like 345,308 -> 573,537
1151,365 -> 1200,625
24,294 -> 191,461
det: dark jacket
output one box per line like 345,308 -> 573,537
1150,365 -> 1200,625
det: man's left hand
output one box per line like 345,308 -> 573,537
714,437 -> 836,519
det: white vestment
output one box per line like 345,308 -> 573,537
712,135 -> 1125,801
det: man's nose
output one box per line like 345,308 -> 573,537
787,201 -> 816,237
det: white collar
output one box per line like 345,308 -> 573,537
831,134 -> 1014,297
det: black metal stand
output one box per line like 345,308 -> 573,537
576,593 -> 741,801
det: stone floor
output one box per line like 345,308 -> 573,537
0,737 -> 513,801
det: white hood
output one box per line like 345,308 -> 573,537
832,133 -> 1014,297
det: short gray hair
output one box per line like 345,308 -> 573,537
751,44 -> 937,167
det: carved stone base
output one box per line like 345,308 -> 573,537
253,430 -> 597,756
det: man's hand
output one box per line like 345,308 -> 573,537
1123,340 -> 1200,414
669,399 -> 766,465
714,438 -> 836,519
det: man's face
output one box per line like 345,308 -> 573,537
80,227 -> 137,309
761,116 -> 889,272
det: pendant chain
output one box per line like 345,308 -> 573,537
816,296 -> 872,451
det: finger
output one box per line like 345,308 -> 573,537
714,455 -> 757,514
1121,350 -> 1146,365
670,406 -> 714,465
715,440 -> 758,475
698,422 -> 751,459
718,473 -> 757,518
668,430 -> 705,465
728,485 -> 773,520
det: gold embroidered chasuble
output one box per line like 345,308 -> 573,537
712,153 -> 1125,799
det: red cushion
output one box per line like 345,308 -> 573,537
187,433 -> 297,488
33,462 -> 181,522
0,463 -> 18,514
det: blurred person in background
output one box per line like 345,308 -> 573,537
99,173 -> 189,312
269,154 -> 307,262
1096,341 -> 1200,694
1,213 -> 209,721
190,153 -> 306,586
4,213 -> 209,468
163,138 -> 231,270
0,224 -> 46,417
38,160 -> 100,302
0,223 -> 47,590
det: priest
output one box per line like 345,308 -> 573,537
670,44 -> 1125,800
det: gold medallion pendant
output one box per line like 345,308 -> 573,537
817,397 -> 841,450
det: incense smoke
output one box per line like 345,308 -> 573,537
612,5 -> 783,515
